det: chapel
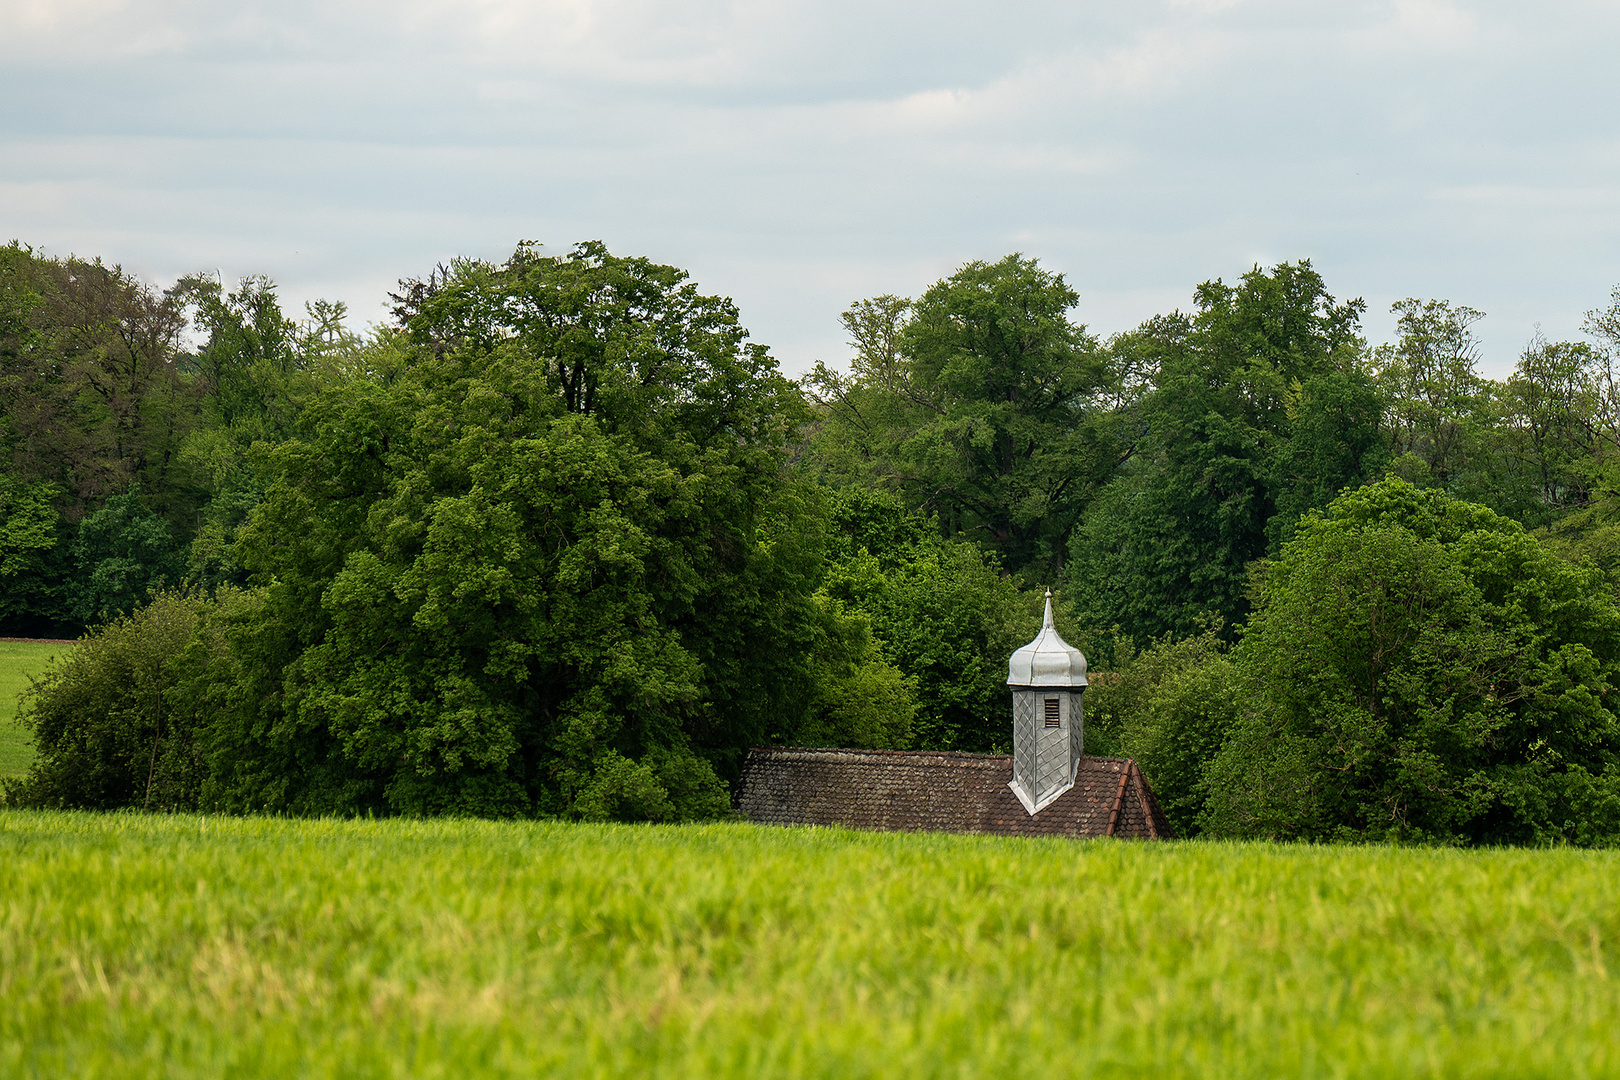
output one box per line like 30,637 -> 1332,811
735,592 -> 1171,839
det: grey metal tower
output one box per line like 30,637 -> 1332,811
1006,590 -> 1088,815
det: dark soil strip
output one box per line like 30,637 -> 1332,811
0,638 -> 76,645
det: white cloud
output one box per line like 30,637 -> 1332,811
1,0 -> 1618,376
1374,0 -> 1482,50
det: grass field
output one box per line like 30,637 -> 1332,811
0,640 -> 71,781
2,813 -> 1617,1078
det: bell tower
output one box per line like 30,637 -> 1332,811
1006,590 -> 1088,815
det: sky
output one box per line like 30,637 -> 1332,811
3,0 -> 1619,378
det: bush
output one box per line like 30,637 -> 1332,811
1080,623 -> 1241,837
3,590 -> 228,810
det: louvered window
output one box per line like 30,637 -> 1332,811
1044,698 -> 1060,728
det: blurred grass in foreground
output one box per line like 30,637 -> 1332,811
0,641 -> 69,780
1,811 -> 1616,1078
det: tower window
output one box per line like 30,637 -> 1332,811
1044,698 -> 1060,728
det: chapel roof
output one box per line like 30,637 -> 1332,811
735,747 -> 1171,840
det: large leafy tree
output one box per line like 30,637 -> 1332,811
210,242 -> 818,819
1203,477 -> 1620,844
0,473 -> 62,630
1068,261 -> 1380,643
1530,288 -> 1620,579
181,273 -> 307,442
67,488 -> 181,623
3,250 -> 197,512
0,244 -> 208,630
1372,299 -> 1490,490
807,255 -> 1118,579
897,255 -> 1110,574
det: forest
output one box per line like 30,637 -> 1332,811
5,237 -> 1620,845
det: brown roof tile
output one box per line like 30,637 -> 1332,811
735,747 -> 1172,840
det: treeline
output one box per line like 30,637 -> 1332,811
7,239 -> 1620,844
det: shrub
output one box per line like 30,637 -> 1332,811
4,590 -> 228,810
1079,623 -> 1241,837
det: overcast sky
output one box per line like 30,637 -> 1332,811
3,0 -> 1619,377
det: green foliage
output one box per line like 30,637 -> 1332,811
68,488 -> 181,623
0,474 -> 62,628
1368,302 -> 1616,528
180,476 -> 262,591
1495,336 -> 1605,520
1068,261 -> 1380,643
0,246 -> 350,635
0,242 -> 43,353
2,249 -> 198,517
6,811 -> 1620,1077
1265,367 -> 1388,548
796,629 -> 917,750
3,591 -> 226,810
792,583 -> 917,752
12,234 -> 1620,844
202,242 -> 806,819
182,273 -> 306,440
816,487 -> 1034,752
568,746 -> 733,823
1372,298 -> 1490,490
806,255 -> 1118,578
1081,624 -> 1242,837
1528,287 -> 1620,578
895,255 -> 1110,574
1203,477 -> 1620,844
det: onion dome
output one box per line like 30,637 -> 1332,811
1007,590 -> 1087,688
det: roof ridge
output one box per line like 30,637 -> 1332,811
748,745 -> 1136,766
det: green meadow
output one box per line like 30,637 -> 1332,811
2,812 -> 1616,1079
0,641 -> 68,781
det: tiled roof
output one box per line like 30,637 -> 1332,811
735,747 -> 1172,840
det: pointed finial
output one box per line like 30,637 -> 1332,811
1043,588 -> 1054,630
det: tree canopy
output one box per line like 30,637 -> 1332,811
11,236 -> 1620,845
1203,477 -> 1620,844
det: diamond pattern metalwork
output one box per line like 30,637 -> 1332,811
1012,692 -> 1037,794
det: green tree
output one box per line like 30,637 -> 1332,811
203,242 -> 812,818
68,488 -> 181,623
1266,366 -> 1388,548
0,249 -> 200,513
807,256 -> 1118,578
4,590 -> 225,811
1203,477 -> 1620,844
1495,335 -> 1604,524
801,294 -> 920,485
1068,261 -> 1376,643
1080,622 -> 1241,837
893,255 -> 1110,574
0,243 -> 44,447
1372,299 -> 1489,489
816,487 -> 1041,753
0,245 -> 220,632
0,474 -> 62,629
182,273 -> 306,440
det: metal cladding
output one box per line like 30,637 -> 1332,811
735,747 -> 1170,839
1006,591 -> 1088,688
1008,591 -> 1088,816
